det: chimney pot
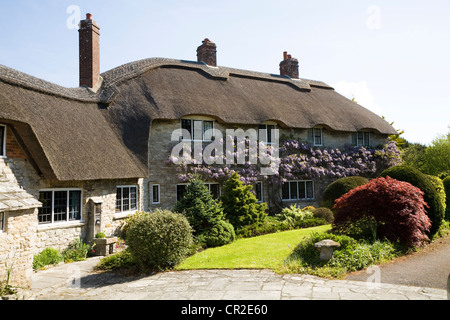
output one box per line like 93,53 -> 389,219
86,13 -> 93,20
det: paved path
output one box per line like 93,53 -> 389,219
30,257 -> 447,300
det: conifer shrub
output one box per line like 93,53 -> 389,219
313,207 -> 334,224
125,209 -> 193,270
174,179 -> 225,236
380,165 -> 445,236
321,176 -> 369,209
197,220 -> 236,248
333,177 -> 431,248
221,172 -> 267,230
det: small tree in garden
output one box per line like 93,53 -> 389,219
221,172 -> 267,230
332,177 -> 431,248
174,179 -> 224,236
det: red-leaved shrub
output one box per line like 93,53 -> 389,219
332,176 -> 431,248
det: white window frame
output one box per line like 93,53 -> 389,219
37,188 -> 83,225
0,212 -> 5,232
151,184 -> 160,205
0,125 -> 6,158
281,180 -> 315,201
116,185 -> 138,214
355,131 -> 371,147
176,182 -> 221,202
313,128 -> 323,146
180,119 -> 215,142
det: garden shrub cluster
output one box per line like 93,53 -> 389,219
380,165 -> 445,236
444,176 -> 450,220
333,176 -> 431,248
321,176 -> 369,209
32,238 -> 90,270
125,209 -> 193,271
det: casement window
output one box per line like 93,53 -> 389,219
176,183 -> 221,202
0,125 -> 6,157
308,128 -> 323,146
151,184 -> 160,205
255,181 -> 263,203
352,131 -> 371,147
0,212 -> 5,232
116,186 -> 138,213
181,119 -> 214,141
38,189 -> 82,224
259,124 -> 276,145
281,180 -> 314,201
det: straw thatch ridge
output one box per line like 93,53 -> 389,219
0,58 -> 397,181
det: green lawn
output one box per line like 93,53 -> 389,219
175,225 -> 331,271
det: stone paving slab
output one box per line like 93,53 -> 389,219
29,257 -> 448,300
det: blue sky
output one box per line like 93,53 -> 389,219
1,0 -> 449,145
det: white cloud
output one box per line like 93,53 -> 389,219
333,80 -> 383,115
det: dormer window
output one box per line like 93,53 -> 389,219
259,124 -> 276,145
353,131 -> 371,147
181,119 -> 214,141
308,128 -> 323,146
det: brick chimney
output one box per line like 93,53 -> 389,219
79,13 -> 100,89
279,51 -> 299,79
197,38 -> 217,67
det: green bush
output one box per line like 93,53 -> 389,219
95,249 -> 137,272
174,179 -> 224,236
276,205 -> 314,229
197,220 -> 236,248
313,207 -> 334,224
321,176 -> 369,209
221,172 -> 267,230
427,175 -> 446,221
62,238 -> 90,263
125,209 -> 194,270
95,232 -> 106,239
32,248 -> 63,270
443,176 -> 450,220
380,165 -> 445,236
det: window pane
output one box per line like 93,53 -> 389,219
152,185 -> 160,203
69,191 -> 81,221
130,187 -> 137,210
357,132 -> 364,146
203,121 -> 214,141
193,120 -> 203,141
38,191 -> 53,224
267,125 -> 275,144
181,119 -> 192,140
0,212 -> 4,231
122,187 -> 130,212
255,182 -> 263,202
53,191 -> 67,222
364,132 -> 370,146
314,129 -> 322,145
209,184 -> 220,200
290,181 -> 298,200
0,126 -> 5,156
306,181 -> 314,199
176,185 -> 187,202
298,181 -> 306,199
281,183 -> 290,200
115,188 -> 122,212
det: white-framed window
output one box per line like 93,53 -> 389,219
38,189 -> 82,225
0,212 -> 5,232
255,181 -> 263,203
308,128 -> 323,146
259,124 -> 276,145
116,185 -> 138,213
180,119 -> 214,141
281,180 -> 314,201
151,184 -> 160,205
0,125 -> 6,158
176,183 -> 221,202
353,131 -> 371,147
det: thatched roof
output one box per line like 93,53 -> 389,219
0,58 -> 397,181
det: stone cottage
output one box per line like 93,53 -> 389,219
0,14 -> 396,287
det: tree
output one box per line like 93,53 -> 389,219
333,177 -> 431,248
421,132 -> 450,177
174,179 -> 224,236
221,172 -> 267,230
